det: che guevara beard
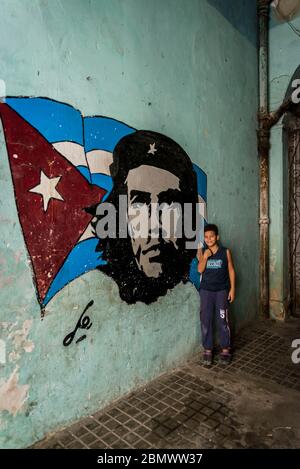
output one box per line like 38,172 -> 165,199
95,234 -> 195,304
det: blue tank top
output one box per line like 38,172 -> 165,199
200,246 -> 230,292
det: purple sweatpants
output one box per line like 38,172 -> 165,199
199,289 -> 231,350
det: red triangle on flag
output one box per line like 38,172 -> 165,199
0,102 -> 105,304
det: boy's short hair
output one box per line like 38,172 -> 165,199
204,224 -> 219,236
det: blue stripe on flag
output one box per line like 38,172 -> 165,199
43,238 -> 106,306
84,116 -> 135,153
189,258 -> 201,290
193,163 -> 207,202
188,164 -> 207,290
6,97 -> 83,145
90,173 -> 113,198
76,165 -> 92,183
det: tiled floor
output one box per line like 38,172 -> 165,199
33,370 -> 239,449
192,320 -> 300,391
33,318 -> 300,449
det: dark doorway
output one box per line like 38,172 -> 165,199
283,65 -> 300,318
287,125 -> 300,317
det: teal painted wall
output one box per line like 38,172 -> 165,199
269,13 -> 300,319
0,0 -> 258,448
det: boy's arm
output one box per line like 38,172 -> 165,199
227,249 -> 236,303
197,246 -> 212,273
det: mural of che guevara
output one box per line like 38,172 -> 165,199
0,97 -> 205,309
93,130 -> 199,304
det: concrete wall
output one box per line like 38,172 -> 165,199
269,12 -> 300,319
0,0 -> 258,448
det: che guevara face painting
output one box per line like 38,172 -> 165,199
93,130 -> 201,304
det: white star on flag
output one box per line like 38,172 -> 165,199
29,170 -> 64,211
147,143 -> 157,155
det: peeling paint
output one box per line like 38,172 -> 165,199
8,351 -> 20,363
270,248 -> 277,273
0,367 -> 29,416
8,319 -> 35,355
0,322 -> 15,331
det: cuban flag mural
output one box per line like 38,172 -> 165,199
0,97 -> 206,309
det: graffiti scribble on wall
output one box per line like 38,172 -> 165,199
0,97 -> 207,309
63,300 -> 94,346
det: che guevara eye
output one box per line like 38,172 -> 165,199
161,201 -> 179,210
131,201 -> 146,209
130,191 -> 151,207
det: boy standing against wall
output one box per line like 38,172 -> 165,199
197,224 -> 236,365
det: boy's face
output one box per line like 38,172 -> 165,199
204,230 -> 219,248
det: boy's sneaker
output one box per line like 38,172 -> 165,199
219,351 -> 232,365
203,351 -> 213,366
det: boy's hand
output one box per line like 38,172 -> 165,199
204,249 -> 212,259
228,289 -> 235,303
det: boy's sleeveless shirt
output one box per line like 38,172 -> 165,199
200,246 -> 230,291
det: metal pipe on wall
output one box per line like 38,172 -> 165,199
257,0 -> 272,317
